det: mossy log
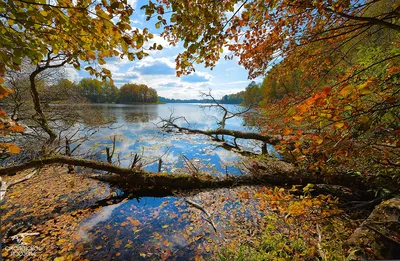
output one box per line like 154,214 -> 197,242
0,156 -> 375,192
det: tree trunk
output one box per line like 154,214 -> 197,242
29,69 -> 57,144
0,156 -> 378,192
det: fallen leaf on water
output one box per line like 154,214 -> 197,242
163,239 -> 169,246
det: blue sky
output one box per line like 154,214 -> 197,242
66,0 -> 257,99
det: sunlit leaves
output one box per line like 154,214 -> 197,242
1,0 -> 152,81
0,83 -> 24,155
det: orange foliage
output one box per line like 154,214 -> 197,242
0,76 -> 24,155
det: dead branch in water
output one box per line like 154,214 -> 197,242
0,170 -> 38,201
185,198 -> 217,232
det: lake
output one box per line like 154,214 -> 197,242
69,103 -> 271,260
75,103 -> 270,175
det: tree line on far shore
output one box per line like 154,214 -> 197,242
52,78 -> 266,106
52,78 -> 158,104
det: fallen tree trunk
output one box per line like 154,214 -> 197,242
0,155 -> 377,192
164,122 -> 282,145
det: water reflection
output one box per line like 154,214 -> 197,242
73,104 -> 270,260
76,186 -> 267,261
77,103 -> 253,175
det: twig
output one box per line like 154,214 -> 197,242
185,199 -> 217,233
316,224 -> 327,261
158,159 -> 163,172
10,232 -> 40,244
0,170 -> 38,201
182,155 -> 199,175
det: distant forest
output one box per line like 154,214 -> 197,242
50,78 -> 263,105
53,78 -> 159,104
158,95 -> 244,104
159,81 -> 261,104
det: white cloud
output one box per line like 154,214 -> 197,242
181,71 -> 213,83
113,71 -> 141,85
131,19 -> 142,25
127,0 -> 138,9
64,65 -> 80,82
102,63 -> 120,73
145,34 -> 175,50
136,56 -> 176,68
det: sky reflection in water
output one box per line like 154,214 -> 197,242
80,103 -> 265,175
76,104 -> 268,260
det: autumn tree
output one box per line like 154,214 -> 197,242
0,0 -> 164,148
119,83 -> 158,103
144,0 -> 400,172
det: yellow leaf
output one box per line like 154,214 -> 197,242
140,253 -> 146,257
340,85 -> 353,96
292,115 -> 302,121
356,82 -> 368,90
96,245 -> 102,250
8,144 -> 20,154
344,105 -> 352,111
316,137 -> 323,145
127,217 -> 141,226
162,224 -> 169,229
56,239 -> 67,245
360,89 -> 373,95
333,122 -> 344,129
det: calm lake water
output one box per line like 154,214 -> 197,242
77,103 -> 269,175
71,103 -> 270,260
